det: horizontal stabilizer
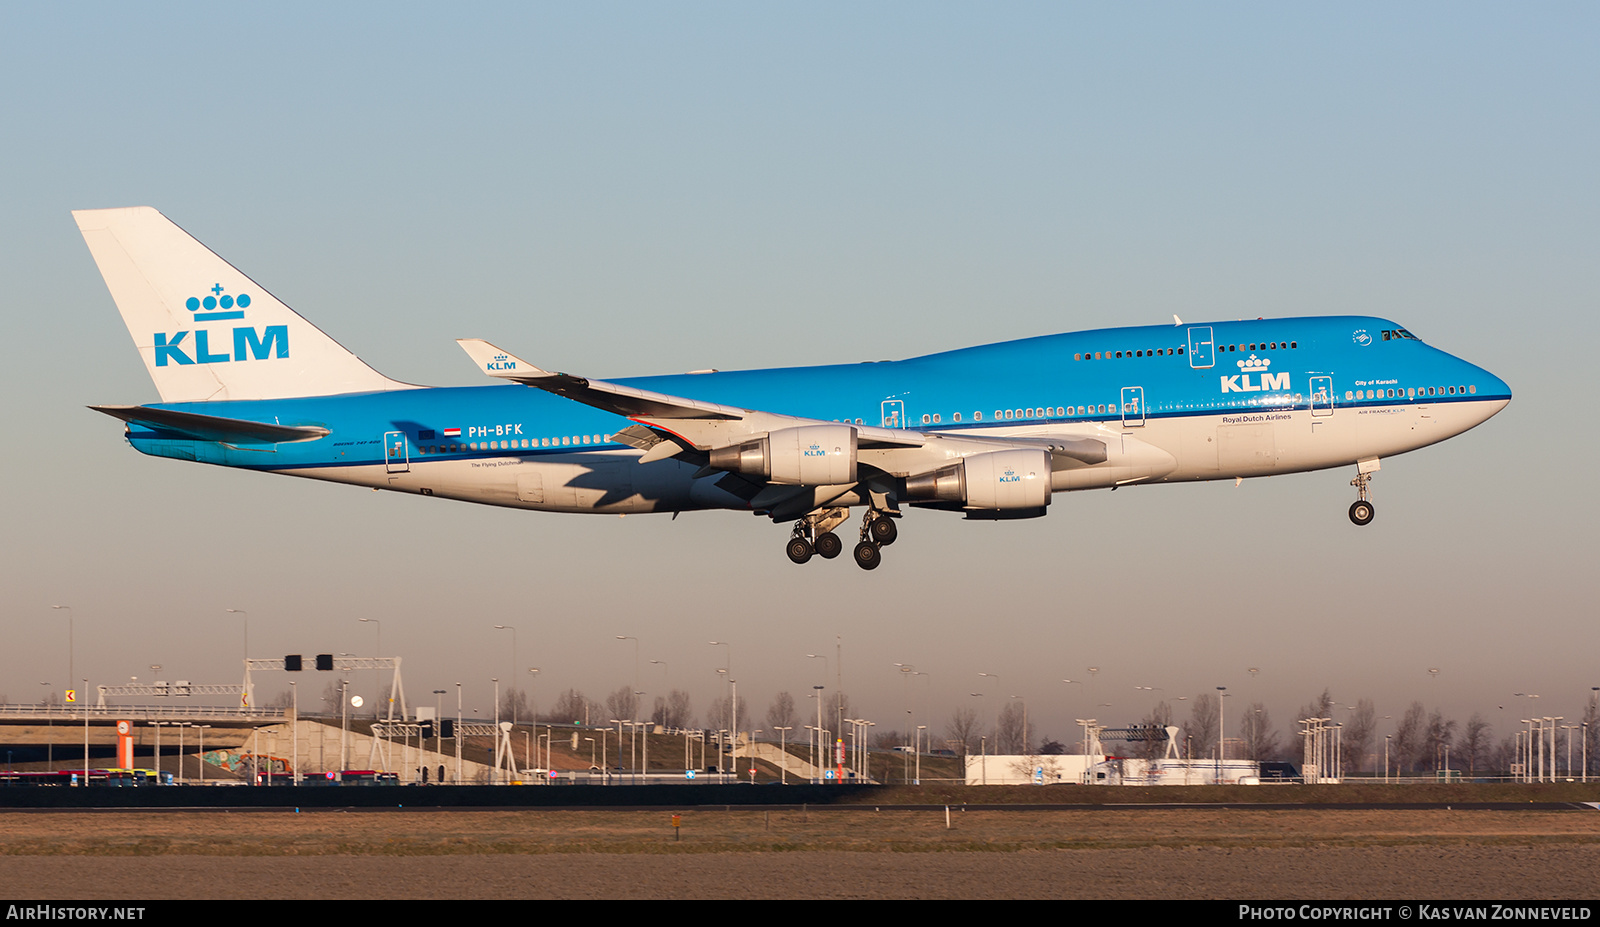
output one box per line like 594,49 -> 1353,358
90,405 -> 330,445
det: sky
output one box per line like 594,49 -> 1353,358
2,3 -> 1596,750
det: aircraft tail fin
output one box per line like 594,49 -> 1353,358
73,207 -> 412,402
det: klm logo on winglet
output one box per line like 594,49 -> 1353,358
1220,355 -> 1289,393
154,284 -> 288,367
486,353 -> 517,372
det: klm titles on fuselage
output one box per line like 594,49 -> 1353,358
1219,355 -> 1290,394
154,286 -> 287,367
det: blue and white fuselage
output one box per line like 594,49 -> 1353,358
76,207 -> 1510,569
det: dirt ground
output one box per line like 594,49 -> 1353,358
0,807 -> 1595,899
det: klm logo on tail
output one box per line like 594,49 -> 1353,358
155,284 -> 288,367
1220,355 -> 1289,393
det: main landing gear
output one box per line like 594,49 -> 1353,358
786,507 -> 899,570
1348,469 -> 1376,526
786,507 -> 849,565
851,509 -> 898,571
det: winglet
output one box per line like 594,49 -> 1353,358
456,339 -> 554,380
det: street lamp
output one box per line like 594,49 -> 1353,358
495,625 -> 517,722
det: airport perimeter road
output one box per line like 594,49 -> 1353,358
0,807 -> 1596,899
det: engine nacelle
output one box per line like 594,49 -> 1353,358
904,448 -> 1051,511
708,424 -> 857,486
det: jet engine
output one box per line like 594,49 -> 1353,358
903,448 -> 1051,512
708,424 -> 858,486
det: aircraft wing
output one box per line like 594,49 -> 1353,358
455,339 -> 1108,471
457,339 -> 927,451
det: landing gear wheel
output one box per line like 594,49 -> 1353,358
869,516 -> 898,546
786,537 -> 815,564
814,532 -> 843,559
1348,500 -> 1375,526
853,541 -> 882,571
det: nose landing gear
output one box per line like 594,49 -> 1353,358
1348,465 -> 1377,526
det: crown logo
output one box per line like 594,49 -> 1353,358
185,283 -> 251,314
1236,354 -> 1271,371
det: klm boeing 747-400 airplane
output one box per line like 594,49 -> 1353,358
76,207 -> 1511,570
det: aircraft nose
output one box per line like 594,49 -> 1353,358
1470,362 -> 1512,405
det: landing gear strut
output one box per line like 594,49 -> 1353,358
1348,470 -> 1376,526
785,507 -> 849,565
852,508 -> 899,571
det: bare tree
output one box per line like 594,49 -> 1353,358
1239,701 -> 1281,762
1341,699 -> 1377,774
319,680 -> 345,716
765,691 -> 796,732
1461,713 -> 1492,777
996,702 -> 1028,754
1392,702 -> 1426,773
1185,693 -> 1220,760
542,688 -> 588,724
1424,709 -> 1458,773
604,685 -> 639,721
945,706 -> 984,760
1489,733 -> 1518,777
1135,702 -> 1174,761
1297,688 -> 1336,725
705,694 -> 749,734
499,688 -> 529,725
652,689 -> 692,729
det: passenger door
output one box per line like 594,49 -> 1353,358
383,431 -> 409,473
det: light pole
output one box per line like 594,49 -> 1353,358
491,677 -> 501,784
495,626 -> 518,723
813,685 -> 825,784
527,668 -> 540,730
39,682 -> 52,770
360,617 -> 381,717
1216,686 -> 1230,783
775,726 -> 792,784
290,681 -> 298,785
979,673 -> 1001,752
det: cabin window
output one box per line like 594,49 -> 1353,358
974,412 -> 983,422
952,412 -> 962,422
